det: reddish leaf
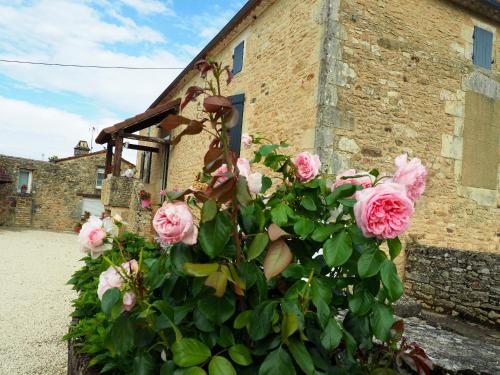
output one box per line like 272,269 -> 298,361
268,224 -> 291,241
209,177 -> 236,204
204,96 -> 232,113
159,114 -> 191,131
263,239 -> 293,280
181,86 -> 205,110
204,148 -> 224,173
171,120 -> 204,145
224,65 -> 233,84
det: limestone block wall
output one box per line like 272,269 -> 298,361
315,0 -> 499,271
126,181 -> 155,239
101,176 -> 134,208
405,245 -> 500,327
139,0 -> 325,201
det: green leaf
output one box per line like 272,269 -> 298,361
101,287 -> 122,318
133,352 -> 155,375
281,312 -> 299,341
198,294 -> 236,325
172,338 -> 211,367
371,369 -> 399,375
293,218 -> 314,238
370,303 -> 394,341
259,144 -> 280,156
216,326 -> 235,348
380,260 -> 404,302
311,223 -> 343,242
249,301 -> 278,341
311,278 -> 333,305
236,177 -> 253,207
348,284 -> 374,316
313,297 -> 330,328
261,176 -> 272,193
287,339 -> 315,375
184,263 -> 219,277
228,344 -> 253,366
160,361 -> 176,375
233,310 -> 252,329
199,211 -> 232,258
247,233 -> 269,260
387,237 -> 402,260
105,314 -> 134,357
270,204 -> 291,226
171,244 -> 193,275
320,318 -> 342,351
323,230 -> 353,267
201,200 -> 217,223
259,347 -> 296,375
326,184 -> 356,205
300,195 -> 317,211
357,250 -> 386,278
183,367 -> 207,375
209,356 -> 236,375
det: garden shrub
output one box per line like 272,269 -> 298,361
66,59 -> 431,375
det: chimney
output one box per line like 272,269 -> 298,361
74,140 -> 90,156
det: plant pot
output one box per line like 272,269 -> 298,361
140,199 -> 151,208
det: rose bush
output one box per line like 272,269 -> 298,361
66,59 -> 431,375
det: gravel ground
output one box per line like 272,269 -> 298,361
0,228 -> 82,375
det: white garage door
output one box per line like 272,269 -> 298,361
81,197 -> 105,217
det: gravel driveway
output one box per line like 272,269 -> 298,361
0,229 -> 82,375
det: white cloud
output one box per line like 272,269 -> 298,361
0,96 -> 137,162
0,0 -> 186,113
118,0 -> 175,15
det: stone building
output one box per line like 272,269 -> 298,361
0,141 -> 133,231
96,0 -> 499,325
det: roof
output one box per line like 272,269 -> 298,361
55,150 -> 135,166
0,166 -> 11,183
148,0 -> 263,109
449,0 -> 500,22
95,98 -> 181,144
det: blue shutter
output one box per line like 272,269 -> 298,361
473,26 -> 493,69
228,94 -> 245,156
232,41 -> 244,74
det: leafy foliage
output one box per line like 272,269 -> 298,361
66,60 -> 431,375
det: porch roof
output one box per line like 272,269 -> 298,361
95,98 -> 180,145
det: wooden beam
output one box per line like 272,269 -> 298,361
113,132 -> 123,177
125,143 -> 159,153
105,141 -> 113,176
123,133 -> 171,145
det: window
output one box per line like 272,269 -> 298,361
161,134 -> 171,203
228,94 -> 245,156
232,41 -> 245,75
461,91 -> 499,189
473,26 -> 493,69
95,167 -> 105,189
140,151 -> 152,183
17,169 -> 32,193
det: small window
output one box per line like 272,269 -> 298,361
140,151 -> 152,183
228,94 -> 245,156
95,167 -> 105,189
473,26 -> 493,69
232,41 -> 245,75
17,169 -> 32,193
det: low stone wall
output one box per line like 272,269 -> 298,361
405,245 -> 500,327
101,176 -> 134,208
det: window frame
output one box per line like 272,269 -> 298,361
95,167 -> 105,190
17,169 -> 33,194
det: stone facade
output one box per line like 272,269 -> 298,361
0,150 -> 133,231
406,245 -> 500,327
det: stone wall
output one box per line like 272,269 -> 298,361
138,0 -> 324,206
0,152 -> 133,231
405,245 -> 500,327
101,176 -> 134,208
316,0 -> 500,274
126,181 -> 155,239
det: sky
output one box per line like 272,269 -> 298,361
0,0 -> 245,162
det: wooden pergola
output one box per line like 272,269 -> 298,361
95,99 -> 180,176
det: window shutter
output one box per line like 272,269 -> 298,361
473,26 -> 493,69
232,41 -> 244,75
228,94 -> 245,157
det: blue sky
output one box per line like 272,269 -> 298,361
0,0 -> 245,160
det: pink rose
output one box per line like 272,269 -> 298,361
247,172 -> 263,194
293,152 -> 321,182
79,216 -> 108,257
392,154 -> 427,202
123,292 -> 136,311
97,260 -> 138,300
153,201 -> 198,245
242,133 -> 252,149
333,169 -> 373,190
214,158 -> 251,187
354,182 -> 414,239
